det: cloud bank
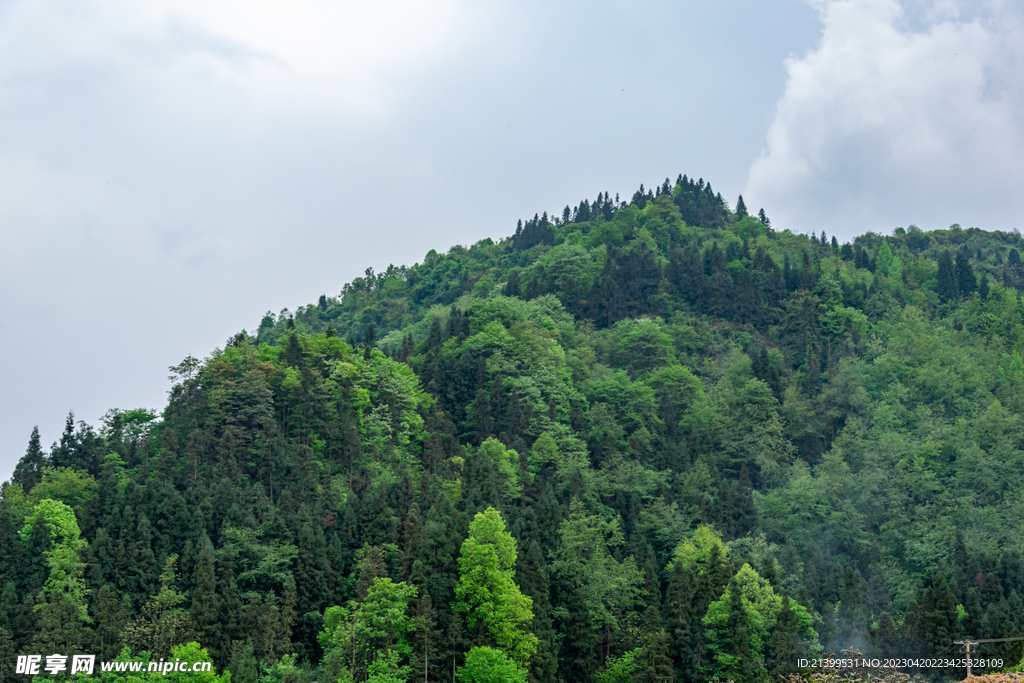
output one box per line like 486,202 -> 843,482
745,0 -> 1024,238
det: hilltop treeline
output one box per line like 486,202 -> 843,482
5,176 -> 1024,683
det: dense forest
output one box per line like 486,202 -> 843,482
5,174 -> 1024,683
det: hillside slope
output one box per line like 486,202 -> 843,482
5,175 -> 1024,683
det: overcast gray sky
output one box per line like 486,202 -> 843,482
2,0 -> 1022,480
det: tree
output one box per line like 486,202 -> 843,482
458,646 -> 527,683
455,508 -> 537,667
703,565 -> 818,683
12,427 -> 46,493
99,642 -> 231,683
358,578 -> 418,660
190,543 -> 220,657
711,574 -> 760,683
28,499 -> 91,655
121,555 -> 194,658
766,593 -> 801,677
595,649 -> 640,683
633,607 -> 673,683
411,592 -> 441,683
956,249 -> 976,297
549,501 -> 642,679
937,251 -> 958,302
318,577 -> 418,682
735,196 -> 748,219
875,241 -> 899,277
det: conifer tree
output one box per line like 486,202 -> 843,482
0,627 -> 15,683
190,543 -> 220,657
767,594 -> 801,677
634,607 -> 673,683
121,555 -> 194,658
956,249 -> 977,297
228,639 -> 259,683
716,575 -> 757,683
293,505 -> 331,660
92,584 -> 128,660
937,251 -> 958,302
49,412 -> 77,470
12,427 -> 46,493
412,592 -> 441,683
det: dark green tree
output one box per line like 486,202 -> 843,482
633,607 -> 673,683
956,249 -> 976,297
12,426 -> 46,493
937,250 -> 958,302
190,542 -> 220,657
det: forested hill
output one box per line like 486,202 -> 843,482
6,174 -> 1024,683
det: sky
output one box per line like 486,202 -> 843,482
2,0 -> 1023,480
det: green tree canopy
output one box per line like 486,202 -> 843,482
455,508 -> 537,666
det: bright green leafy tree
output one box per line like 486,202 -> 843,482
703,564 -> 818,683
455,508 -> 537,667
457,646 -> 527,683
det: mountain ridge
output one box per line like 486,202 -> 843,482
5,174 -> 1024,683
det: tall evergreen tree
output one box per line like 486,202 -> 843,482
766,594 -> 801,678
12,426 -> 46,493
190,542 -> 220,657
634,607 -> 673,683
956,249 -> 977,297
937,251 -> 958,302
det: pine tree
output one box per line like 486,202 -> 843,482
0,627 -> 15,683
49,412 -> 77,470
937,251 -> 958,302
516,538 -> 557,683
634,607 -> 673,683
412,592 -> 441,683
767,595 -> 801,677
876,612 -> 898,655
228,639 -> 259,683
717,575 -> 757,683
190,543 -> 220,658
735,195 -> 748,218
837,567 -> 867,647
956,249 -> 977,297
92,584 -> 128,660
293,505 -> 331,660
12,427 -> 46,493
402,503 -> 423,582
665,561 -> 699,682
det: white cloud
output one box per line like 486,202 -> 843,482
745,0 -> 1024,237
0,0 -> 493,124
